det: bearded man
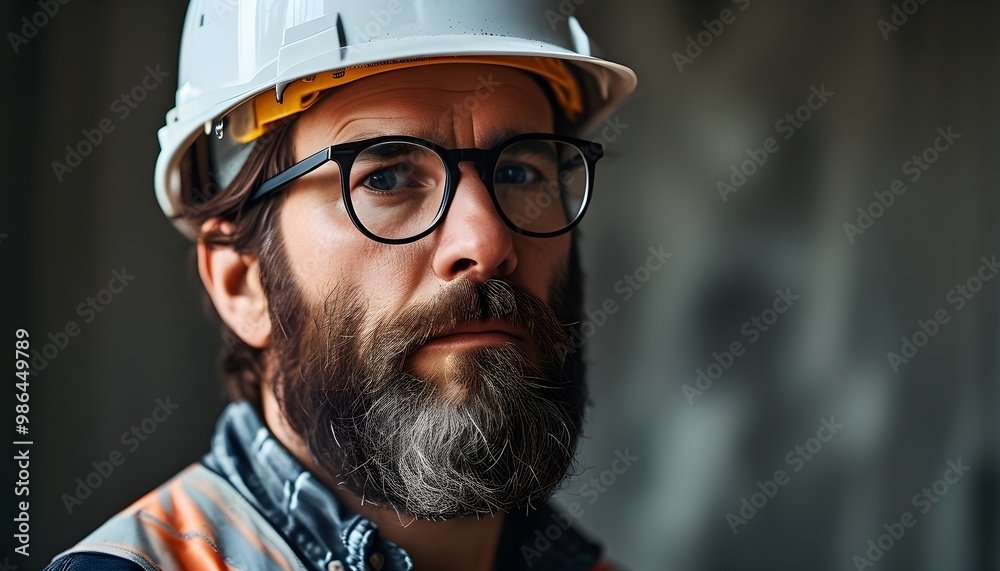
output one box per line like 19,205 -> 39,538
47,1 -> 636,569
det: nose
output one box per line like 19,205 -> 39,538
431,162 -> 517,282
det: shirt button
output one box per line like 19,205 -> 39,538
327,561 -> 345,571
369,552 -> 385,570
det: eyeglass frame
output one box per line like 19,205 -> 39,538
247,132 -> 605,245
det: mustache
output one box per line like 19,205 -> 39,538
360,278 -> 574,369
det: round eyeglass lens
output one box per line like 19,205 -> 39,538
348,142 -> 448,240
493,140 -> 588,234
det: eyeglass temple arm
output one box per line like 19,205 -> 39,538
249,147 -> 333,203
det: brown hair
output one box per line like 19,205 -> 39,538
176,124 -> 296,409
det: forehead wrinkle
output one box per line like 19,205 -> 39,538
313,117 -> 535,150
335,77 -> 540,98
296,98 -> 454,149
292,72 -> 552,154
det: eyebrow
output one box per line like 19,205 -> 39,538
483,129 -> 519,150
339,127 -> 526,150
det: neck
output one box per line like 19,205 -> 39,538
332,487 -> 504,571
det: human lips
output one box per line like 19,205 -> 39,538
422,318 -> 525,349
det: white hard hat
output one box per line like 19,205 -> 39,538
155,0 -> 638,239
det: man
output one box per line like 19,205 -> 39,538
48,1 -> 636,569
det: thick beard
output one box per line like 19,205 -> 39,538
259,235 -> 587,520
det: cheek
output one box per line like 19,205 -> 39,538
513,234 -> 572,303
354,243 -> 430,311
279,194 -> 429,309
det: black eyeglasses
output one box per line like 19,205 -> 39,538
248,133 -> 604,244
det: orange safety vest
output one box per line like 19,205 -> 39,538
51,402 -> 615,571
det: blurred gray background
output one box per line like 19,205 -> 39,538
1,1 -> 997,570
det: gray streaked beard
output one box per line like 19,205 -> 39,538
260,236 -> 587,519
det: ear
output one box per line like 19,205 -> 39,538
197,219 -> 271,348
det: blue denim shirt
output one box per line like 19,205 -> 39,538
48,402 -> 606,571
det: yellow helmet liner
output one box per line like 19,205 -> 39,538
224,55 -> 583,143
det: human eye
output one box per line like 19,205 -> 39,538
353,143 -> 440,197
495,142 -> 559,188
494,163 -> 542,185
362,164 -> 418,194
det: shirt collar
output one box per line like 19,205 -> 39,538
201,402 -> 602,571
